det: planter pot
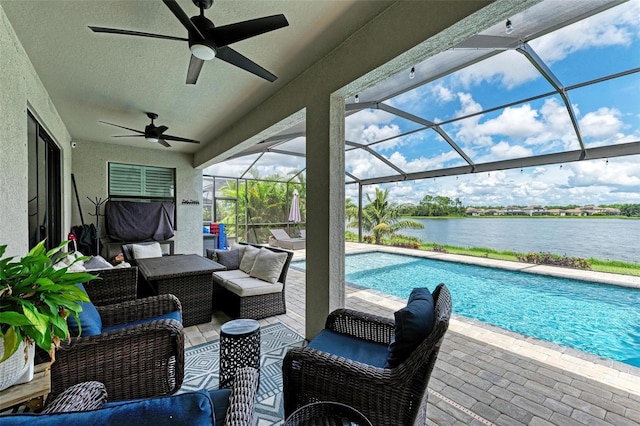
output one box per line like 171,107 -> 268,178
0,338 -> 35,391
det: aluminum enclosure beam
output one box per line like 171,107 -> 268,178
355,141 -> 640,186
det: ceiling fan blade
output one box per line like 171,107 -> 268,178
162,0 -> 205,39
186,55 -> 205,84
156,126 -> 169,134
210,14 -> 289,47
89,26 -> 187,42
162,134 -> 200,143
216,46 -> 277,82
98,121 -> 145,134
158,139 -> 172,148
112,135 -> 145,138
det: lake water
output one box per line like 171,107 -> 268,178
395,218 -> 640,263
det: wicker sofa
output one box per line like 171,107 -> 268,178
211,242 -> 293,319
0,367 -> 259,426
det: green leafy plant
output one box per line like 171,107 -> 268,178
0,240 -> 98,363
516,251 -> 591,270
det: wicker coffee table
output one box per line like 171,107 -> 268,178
219,319 -> 260,388
136,254 -> 225,327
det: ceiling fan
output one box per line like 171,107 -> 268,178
99,112 -> 200,148
89,0 -> 289,84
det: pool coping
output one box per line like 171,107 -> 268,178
294,243 -> 640,396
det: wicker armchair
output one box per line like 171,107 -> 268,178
48,294 -> 184,403
83,266 -> 138,306
283,283 -> 452,426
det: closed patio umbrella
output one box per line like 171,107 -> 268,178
288,189 -> 301,223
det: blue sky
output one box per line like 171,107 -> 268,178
342,1 -> 640,206
206,1 -> 639,207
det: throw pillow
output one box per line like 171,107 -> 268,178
230,242 -> 247,261
132,242 -> 163,259
205,248 -> 217,261
67,284 -> 102,337
42,381 -> 107,413
215,249 -> 240,270
84,255 -> 114,270
385,287 -> 435,368
239,244 -> 260,274
250,249 -> 288,284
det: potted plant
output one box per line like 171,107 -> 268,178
0,240 -> 97,390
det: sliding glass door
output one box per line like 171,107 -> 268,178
28,112 -> 61,250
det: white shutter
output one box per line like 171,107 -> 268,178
109,163 -> 174,198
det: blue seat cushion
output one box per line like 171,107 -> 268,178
67,284 -> 102,337
101,310 -> 181,333
307,329 -> 389,368
385,287 -> 435,368
0,389 -> 216,426
209,388 -> 232,425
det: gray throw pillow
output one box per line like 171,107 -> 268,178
249,249 -> 288,283
215,249 -> 240,270
206,248 -> 217,261
84,255 -> 114,270
239,245 -> 261,274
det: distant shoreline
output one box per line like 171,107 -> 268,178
408,215 -> 639,220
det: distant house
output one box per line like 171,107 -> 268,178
503,206 -> 526,215
466,207 -> 481,216
524,205 -> 548,216
565,208 -> 585,216
547,208 -> 566,216
581,205 -> 620,215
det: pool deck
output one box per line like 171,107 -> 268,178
186,242 -> 640,425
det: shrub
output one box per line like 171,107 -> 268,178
516,252 -> 591,269
387,235 -> 421,249
432,244 -> 449,253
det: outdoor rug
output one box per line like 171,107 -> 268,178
180,323 -> 305,425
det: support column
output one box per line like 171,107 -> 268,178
305,95 -> 345,339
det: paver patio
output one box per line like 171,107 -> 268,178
185,242 -> 640,425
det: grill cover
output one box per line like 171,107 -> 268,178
105,201 -> 175,242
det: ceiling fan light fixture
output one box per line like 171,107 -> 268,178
190,43 -> 216,60
145,136 -> 159,143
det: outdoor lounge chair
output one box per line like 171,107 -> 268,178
269,229 -> 305,250
283,283 -> 452,426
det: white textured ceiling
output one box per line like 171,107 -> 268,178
1,0 -> 393,153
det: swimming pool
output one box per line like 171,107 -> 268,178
292,251 -> 640,367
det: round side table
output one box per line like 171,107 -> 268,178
219,319 -> 260,388
285,401 -> 372,426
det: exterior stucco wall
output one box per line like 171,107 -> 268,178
0,6 -> 72,257
71,140 -> 203,257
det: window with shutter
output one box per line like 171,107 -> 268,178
108,163 -> 175,202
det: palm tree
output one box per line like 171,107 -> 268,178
347,188 -> 424,244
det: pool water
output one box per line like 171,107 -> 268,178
292,251 -> 640,367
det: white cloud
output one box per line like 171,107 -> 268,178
345,109 -> 401,144
475,104 -> 544,138
454,50 -> 540,89
529,1 -> 639,64
579,107 -> 623,139
487,141 -> 533,161
431,83 -> 454,102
